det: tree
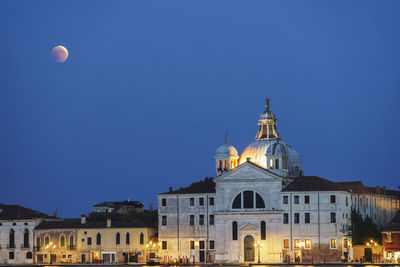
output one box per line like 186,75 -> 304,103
349,207 -> 380,245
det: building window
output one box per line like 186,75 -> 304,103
199,215 -> 204,225
269,158 -> 274,169
161,198 -> 166,207
232,221 -> 238,240
283,196 -> 288,204
330,238 -> 337,249
116,232 -> 120,245
294,239 -> 301,248
330,195 -> 336,203
275,158 -> 279,169
385,233 -> 392,242
294,213 -> 299,224
232,191 -> 265,209
223,160 -> 227,170
44,236 -> 49,246
209,215 -> 214,225
69,235 -> 74,249
346,196 -> 348,206
260,221 -> 266,240
304,195 -> 310,204
209,197 -> 214,205
305,213 -> 310,224
305,239 -> 311,249
343,238 -> 348,248
60,235 -> 65,247
190,198 -> 194,206
26,252 -> 32,259
140,233 -> 144,244
283,239 -> 289,249
9,251 -> 14,260
256,193 -> 265,208
9,229 -> 15,248
210,240 -> 215,249
96,233 -> 101,245
23,229 -> 29,248
199,241 -> 205,249
243,190 -> 254,208
87,237 -> 92,245
330,212 -> 336,223
162,216 -> 167,226
294,195 -> 299,204
199,198 -> 204,206
126,233 -> 130,245
162,241 -> 167,250
190,241 -> 195,250
190,215 -> 195,225
232,194 -> 241,209
283,213 -> 289,224
36,237 -> 40,248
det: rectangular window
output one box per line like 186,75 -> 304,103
385,233 -> 392,242
243,191 -> 254,209
283,239 -> 289,249
283,196 -> 288,204
330,195 -> 336,203
304,195 -> 310,204
294,239 -> 301,248
190,215 -> 195,226
199,240 -> 205,249
199,198 -> 204,206
9,251 -> 14,260
305,213 -> 310,224
162,216 -> 167,226
209,215 -> 214,225
190,198 -> 194,206
343,238 -> 348,248
294,195 -> 299,204
162,198 -> 166,207
283,213 -> 289,224
330,212 -> 336,223
190,241 -> 195,249
305,239 -> 311,249
199,215 -> 204,225
162,241 -> 167,250
209,240 -> 215,250
87,237 -> 92,246
346,196 -> 348,206
209,197 -> 214,205
294,213 -> 299,224
330,238 -> 337,249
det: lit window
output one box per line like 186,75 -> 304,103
305,239 -> 311,249
294,239 -> 301,248
343,238 -> 348,248
269,159 -> 274,169
283,239 -> 289,249
330,238 -> 337,249
385,233 -> 392,242
190,241 -> 195,249
162,241 -> 167,250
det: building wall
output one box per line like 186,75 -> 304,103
0,219 -> 38,264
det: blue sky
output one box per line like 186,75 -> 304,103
1,1 -> 399,217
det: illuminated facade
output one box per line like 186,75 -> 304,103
157,99 -> 400,263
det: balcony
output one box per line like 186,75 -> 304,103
68,245 -> 76,250
7,244 -> 16,249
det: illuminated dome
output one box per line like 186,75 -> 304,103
215,143 -> 239,158
238,98 -> 304,177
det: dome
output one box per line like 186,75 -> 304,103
259,110 -> 276,120
215,144 -> 239,158
238,140 -> 303,177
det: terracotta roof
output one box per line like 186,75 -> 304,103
338,182 -> 400,196
282,176 -> 345,192
93,201 -> 144,208
160,178 -> 216,195
35,218 -> 156,230
0,204 -> 51,220
382,212 -> 400,232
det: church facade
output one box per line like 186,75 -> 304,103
157,100 -> 400,263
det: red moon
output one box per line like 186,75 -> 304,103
51,46 -> 68,63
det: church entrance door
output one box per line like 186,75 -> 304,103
244,235 -> 255,262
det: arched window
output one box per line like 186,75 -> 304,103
60,235 -> 65,247
44,236 -> 49,246
69,235 -> 74,247
26,252 -> 32,259
260,221 -> 266,240
96,233 -> 101,245
232,221 -> 238,240
9,229 -> 15,248
36,237 -> 40,248
23,229 -> 29,248
275,159 -> 279,169
218,160 -> 222,170
126,232 -> 130,245
223,160 -> 227,170
232,191 -> 265,209
116,232 -> 120,245
269,158 -> 274,169
140,233 -> 144,244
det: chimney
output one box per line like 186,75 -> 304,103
169,186 -> 173,192
246,157 -> 251,162
107,216 -> 112,228
81,214 -> 86,224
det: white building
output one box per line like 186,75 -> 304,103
157,99 -> 400,263
0,204 -> 51,264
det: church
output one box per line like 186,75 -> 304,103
157,99 -> 400,263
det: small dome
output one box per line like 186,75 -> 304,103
215,144 -> 239,158
266,141 -> 288,156
259,110 -> 276,120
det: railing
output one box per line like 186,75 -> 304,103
7,244 -> 16,248
68,245 -> 76,250
34,246 -> 41,252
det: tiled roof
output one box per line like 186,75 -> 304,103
382,212 -> 400,232
0,204 -> 51,220
160,178 -> 216,195
93,201 -> 144,208
35,218 -> 156,230
282,176 -> 345,192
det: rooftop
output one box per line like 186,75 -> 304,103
93,201 -> 144,208
35,218 -> 156,230
0,204 -> 51,220
160,178 -> 216,195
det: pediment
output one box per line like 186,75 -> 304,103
239,223 -> 258,231
214,162 -> 283,182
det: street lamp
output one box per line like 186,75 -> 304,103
45,242 -> 57,264
254,240 -> 264,263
